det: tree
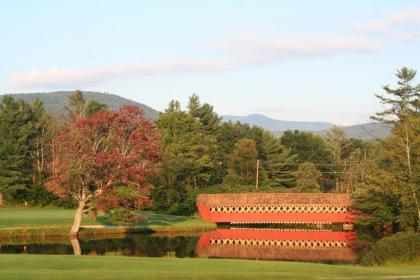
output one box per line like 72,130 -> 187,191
325,126 -> 349,163
353,157 -> 408,232
153,101 -> 217,211
188,94 -> 221,133
325,126 -> 351,192
261,131 -> 297,188
371,67 -> 420,227
65,90 -> 85,120
294,162 -> 321,192
0,96 -> 43,201
226,138 -> 258,185
47,106 -> 161,236
336,138 -> 373,193
281,130 -> 336,191
84,100 -> 109,117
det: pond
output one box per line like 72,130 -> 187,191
0,228 -> 359,264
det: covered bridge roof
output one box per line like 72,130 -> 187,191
196,193 -> 352,206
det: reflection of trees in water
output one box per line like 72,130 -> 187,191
0,231 -> 369,263
0,235 -> 199,257
80,235 -> 199,257
0,243 -> 73,255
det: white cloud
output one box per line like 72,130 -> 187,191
355,6 -> 420,43
7,36 -> 381,90
7,60 -> 235,90
357,6 -> 420,32
210,36 -> 381,58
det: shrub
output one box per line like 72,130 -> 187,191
106,208 -> 136,226
360,232 -> 420,265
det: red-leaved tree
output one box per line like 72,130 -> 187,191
47,106 -> 161,236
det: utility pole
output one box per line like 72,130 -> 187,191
256,160 -> 260,191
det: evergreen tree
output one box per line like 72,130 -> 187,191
355,67 -> 420,231
187,94 -> 221,133
294,162 -> 321,192
85,100 -> 109,117
372,67 -> 420,228
281,130 -> 336,191
226,138 -> 258,185
153,100 -> 217,211
0,96 -> 39,200
65,90 -> 85,120
261,131 -> 297,188
325,126 -> 350,192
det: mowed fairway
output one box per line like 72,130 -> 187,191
0,208 -> 215,232
0,208 -> 98,228
0,255 -> 419,280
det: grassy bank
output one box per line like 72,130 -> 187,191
0,254 -> 419,280
0,208 -> 216,239
0,208 -> 98,228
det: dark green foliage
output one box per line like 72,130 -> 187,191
0,96 -> 42,200
355,67 -> 420,231
261,131 -> 297,188
0,95 -> 63,206
153,100 -> 218,212
281,130 -> 336,191
226,138 -> 258,185
106,208 -> 136,226
294,162 -> 321,192
152,95 -> 298,215
188,93 -> 221,134
360,232 -> 420,265
84,100 -> 109,117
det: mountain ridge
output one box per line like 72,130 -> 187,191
2,91 -> 160,120
222,114 -> 390,140
2,91 -> 390,140
223,113 -> 334,131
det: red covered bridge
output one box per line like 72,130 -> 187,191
197,193 -> 354,224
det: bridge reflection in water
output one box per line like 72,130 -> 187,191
196,228 -> 357,263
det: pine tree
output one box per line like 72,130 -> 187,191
65,90 -> 86,120
294,162 -> 321,192
154,100 -> 217,210
226,138 -> 258,185
261,131 -> 297,188
0,96 -> 38,200
84,100 -> 109,117
187,94 -> 221,133
371,67 -> 420,228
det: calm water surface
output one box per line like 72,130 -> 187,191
0,228 -> 358,263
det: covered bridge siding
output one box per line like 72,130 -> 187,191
196,193 -> 355,224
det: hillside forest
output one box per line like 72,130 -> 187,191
0,67 -> 419,234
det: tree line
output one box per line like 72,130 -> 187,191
0,67 -> 418,234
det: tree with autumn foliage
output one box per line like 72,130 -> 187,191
47,105 -> 161,236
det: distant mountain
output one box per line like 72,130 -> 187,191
223,114 -> 390,140
222,114 -> 334,131
316,123 -> 391,140
3,91 -> 159,120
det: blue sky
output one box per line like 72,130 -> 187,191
1,0 -> 420,125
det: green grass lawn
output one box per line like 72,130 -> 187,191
131,212 -> 216,232
0,208 -> 215,234
0,208 -> 98,228
0,254 -> 419,280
